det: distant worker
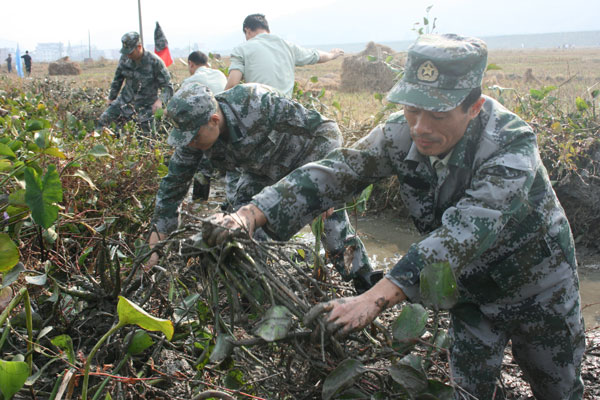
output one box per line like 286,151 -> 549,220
183,51 -> 227,94
5,54 -> 12,73
21,51 -> 32,76
225,13 -> 344,97
98,32 -> 173,134
182,50 -> 228,201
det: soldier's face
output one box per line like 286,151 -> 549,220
187,120 -> 220,151
127,45 -> 144,61
404,98 -> 484,156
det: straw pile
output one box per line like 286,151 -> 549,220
48,56 -> 81,76
340,41 -> 399,92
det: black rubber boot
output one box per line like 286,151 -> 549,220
192,176 -> 211,201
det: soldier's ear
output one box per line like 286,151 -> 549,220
468,97 -> 485,120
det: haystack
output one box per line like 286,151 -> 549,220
340,41 -> 399,92
48,56 -> 81,76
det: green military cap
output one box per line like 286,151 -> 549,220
166,84 -> 217,147
387,34 -> 487,112
120,32 -> 141,55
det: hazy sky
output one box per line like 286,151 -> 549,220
1,0 -> 599,52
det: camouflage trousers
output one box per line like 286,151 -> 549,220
450,272 -> 585,400
97,99 -> 155,134
232,170 -> 372,284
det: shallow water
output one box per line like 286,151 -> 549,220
353,213 -> 600,328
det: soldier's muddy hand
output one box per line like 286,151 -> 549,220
202,204 -> 267,246
304,278 -> 408,338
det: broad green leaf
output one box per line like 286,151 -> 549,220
51,334 -> 76,364
366,55 -> 377,62
127,330 -> 154,355
116,296 -> 174,340
310,76 -> 319,83
389,363 -> 428,397
0,143 -> 16,159
209,334 -> 234,363
71,170 -> 98,190
88,144 -> 113,158
322,359 -> 366,400
355,184 -> 373,213
0,234 -> 20,273
374,93 -> 383,101
24,165 -> 63,229
391,304 -> 428,353
253,305 -> 293,342
0,360 -> 29,399
591,89 -> 599,98
420,262 -> 458,310
25,119 -> 44,132
2,263 -> 24,288
43,147 -> 66,159
8,190 -> 26,208
530,89 -> 545,101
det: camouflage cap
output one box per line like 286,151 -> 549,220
166,84 -> 217,147
387,34 -> 487,111
120,32 -> 141,55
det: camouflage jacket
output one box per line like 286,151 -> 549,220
151,83 -> 341,234
108,50 -> 173,107
253,96 -> 577,305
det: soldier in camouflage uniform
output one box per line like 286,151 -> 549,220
98,32 -> 173,134
147,82 -> 381,292
204,34 -> 585,399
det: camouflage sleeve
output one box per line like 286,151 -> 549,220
108,61 -> 125,101
260,90 -> 327,132
252,124 -> 395,240
388,133 -> 540,301
155,58 -> 174,105
150,146 -> 203,233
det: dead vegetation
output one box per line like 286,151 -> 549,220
48,56 -> 81,75
340,42 -> 400,92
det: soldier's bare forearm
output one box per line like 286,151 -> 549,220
234,204 -> 267,235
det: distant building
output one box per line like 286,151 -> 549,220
35,43 -> 63,62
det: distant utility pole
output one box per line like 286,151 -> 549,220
138,0 -> 144,47
88,30 -> 91,59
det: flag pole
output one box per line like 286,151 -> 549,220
138,0 -> 144,47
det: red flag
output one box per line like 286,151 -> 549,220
154,22 -> 173,67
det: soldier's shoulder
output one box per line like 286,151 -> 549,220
385,110 -> 407,125
481,97 -> 534,145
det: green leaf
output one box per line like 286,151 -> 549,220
486,63 -> 502,71
389,363 -> 428,397
0,143 -> 16,159
529,89 -> 545,101
51,334 -> 76,364
374,93 -> 383,101
0,159 -> 11,172
34,130 -> 51,150
127,330 -> 154,355
423,379 -> 455,400
116,296 -> 174,340
43,147 -> 66,159
332,101 -> 341,112
25,119 -> 44,132
0,234 -> 20,273
591,89 -> 600,98
310,76 -> 319,83
575,96 -> 589,112
322,359 -> 366,400
419,262 -> 458,310
253,305 -> 293,342
8,190 -> 27,208
0,360 -> 29,399
2,263 -> 24,288
355,184 -> 373,213
24,165 -> 63,229
366,55 -> 377,62
391,304 -> 428,353
88,145 -> 113,158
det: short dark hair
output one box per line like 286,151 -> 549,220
243,14 -> 269,33
188,51 -> 208,66
460,87 -> 482,112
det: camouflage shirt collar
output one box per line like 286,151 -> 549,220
215,100 -> 243,143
